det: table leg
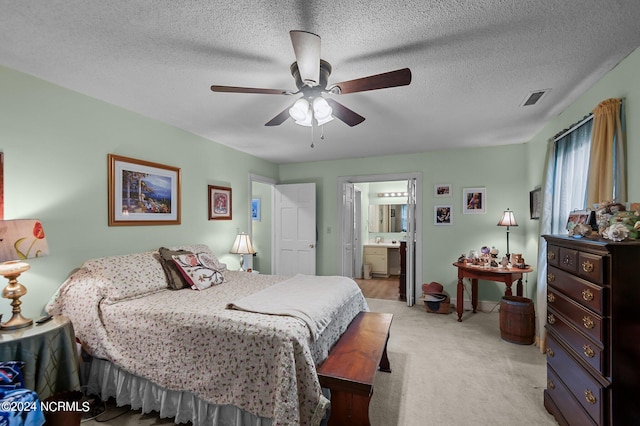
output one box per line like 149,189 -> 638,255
517,278 -> 523,297
457,276 -> 464,322
505,282 -> 513,296
472,279 -> 478,313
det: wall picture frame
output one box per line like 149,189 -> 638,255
108,154 -> 181,226
530,187 -> 542,219
434,183 -> 452,197
251,198 -> 261,221
209,185 -> 232,220
462,187 -> 486,214
434,205 -> 453,225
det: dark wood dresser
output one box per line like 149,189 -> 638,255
543,235 -> 640,426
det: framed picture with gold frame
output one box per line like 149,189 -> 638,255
209,185 -> 232,220
108,154 -> 181,226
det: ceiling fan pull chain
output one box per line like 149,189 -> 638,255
310,123 -> 315,148
320,125 -> 325,140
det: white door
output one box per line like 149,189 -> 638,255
341,182 -> 355,277
353,187 -> 363,279
274,183 -> 316,276
406,178 -> 417,306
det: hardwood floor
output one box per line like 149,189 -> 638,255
354,275 -> 401,301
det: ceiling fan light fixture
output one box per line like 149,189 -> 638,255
289,98 -> 310,122
313,97 -> 334,125
295,115 -> 313,127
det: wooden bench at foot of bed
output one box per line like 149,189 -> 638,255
317,311 -> 393,426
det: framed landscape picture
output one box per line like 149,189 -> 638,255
463,187 -> 486,214
108,154 -> 181,226
209,185 -> 232,220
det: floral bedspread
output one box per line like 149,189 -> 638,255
46,250 -> 368,426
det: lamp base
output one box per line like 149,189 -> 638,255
0,261 -> 33,331
1,313 -> 33,330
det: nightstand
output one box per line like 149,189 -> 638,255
0,315 -> 80,400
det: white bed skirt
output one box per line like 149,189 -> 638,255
86,357 -> 272,426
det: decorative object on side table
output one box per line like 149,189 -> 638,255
497,208 -> 518,260
230,232 -> 255,271
0,219 -> 49,330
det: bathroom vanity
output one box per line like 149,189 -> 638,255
363,243 -> 401,277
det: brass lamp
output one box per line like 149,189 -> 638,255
229,232 -> 255,271
497,209 -> 518,260
0,219 -> 49,330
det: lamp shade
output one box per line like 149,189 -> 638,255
289,98 -> 311,122
0,219 -> 49,262
497,209 -> 518,227
229,233 -> 255,255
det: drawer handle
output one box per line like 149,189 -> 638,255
582,260 -> 594,273
585,389 -> 597,405
547,292 -> 555,303
583,316 -> 595,329
547,252 -> 556,261
562,255 -> 572,266
546,347 -> 554,357
547,314 -> 556,325
582,289 -> 594,302
547,273 -> 555,283
583,345 -> 595,358
548,379 -> 555,390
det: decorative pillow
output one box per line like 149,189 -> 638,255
0,361 -> 25,389
172,252 -> 226,290
158,247 -> 193,290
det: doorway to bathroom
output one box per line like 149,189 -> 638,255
337,172 -> 423,306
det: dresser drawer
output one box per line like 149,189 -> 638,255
546,333 -> 607,425
547,245 -> 560,267
547,288 -> 605,346
577,251 -> 606,285
547,266 -> 606,315
557,247 -> 578,273
546,313 -> 606,376
546,366 -> 598,426
364,246 -> 386,256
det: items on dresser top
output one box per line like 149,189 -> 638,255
543,235 -> 640,426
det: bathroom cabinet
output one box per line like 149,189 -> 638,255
364,245 -> 400,277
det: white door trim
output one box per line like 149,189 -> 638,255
336,172 -> 423,304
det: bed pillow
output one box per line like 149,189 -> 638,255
172,252 -> 226,291
158,247 -> 193,290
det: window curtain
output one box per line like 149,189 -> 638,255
535,117 -> 593,351
587,98 -> 626,206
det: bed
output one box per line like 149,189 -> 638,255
45,244 -> 369,426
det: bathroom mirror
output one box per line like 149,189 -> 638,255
368,204 -> 407,232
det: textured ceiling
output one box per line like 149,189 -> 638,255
2,1 -> 640,164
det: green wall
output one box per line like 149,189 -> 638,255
2,45 -> 638,318
0,65 -> 278,320
279,144 -> 533,302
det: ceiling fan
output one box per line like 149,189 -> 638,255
211,30 -> 412,127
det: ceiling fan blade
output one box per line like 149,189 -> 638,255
265,107 -> 291,126
211,85 -> 291,95
331,68 -> 412,94
290,30 -> 320,87
325,98 -> 365,127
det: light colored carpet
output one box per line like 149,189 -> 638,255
82,299 -> 558,425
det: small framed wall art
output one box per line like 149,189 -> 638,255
251,198 -> 261,221
108,154 -> 181,226
462,187 -> 486,214
434,205 -> 453,225
434,183 -> 452,197
209,185 -> 232,220
530,187 -> 541,219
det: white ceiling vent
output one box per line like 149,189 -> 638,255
521,89 -> 550,106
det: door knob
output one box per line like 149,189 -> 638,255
309,244 -> 315,248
